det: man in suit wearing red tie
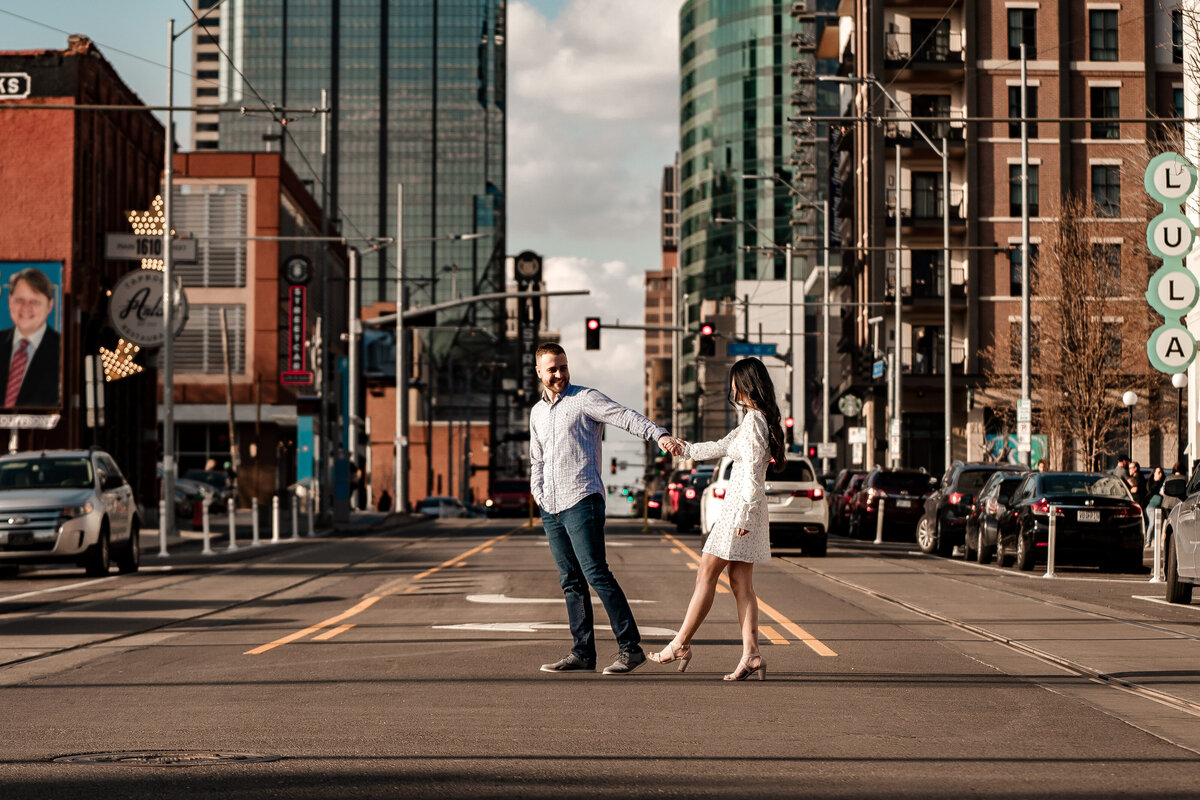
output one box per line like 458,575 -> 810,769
0,267 -> 60,409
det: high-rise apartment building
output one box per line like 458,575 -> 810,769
832,1 -> 1184,473
644,157 -> 679,425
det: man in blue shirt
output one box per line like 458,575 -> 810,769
530,342 -> 683,675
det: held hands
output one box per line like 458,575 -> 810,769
658,434 -> 686,457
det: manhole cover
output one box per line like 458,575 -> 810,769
54,751 -> 282,767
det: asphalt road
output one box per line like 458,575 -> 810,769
2,515 -> 1199,798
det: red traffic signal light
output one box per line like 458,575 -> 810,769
807,445 -> 818,459
586,317 -> 601,350
784,416 -> 794,428
610,457 -> 617,474
700,323 -> 714,336
698,323 -> 716,356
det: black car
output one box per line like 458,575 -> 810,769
675,471 -> 713,533
917,462 -> 1027,557
849,468 -> 937,540
967,471 -> 1029,563
996,472 -> 1143,572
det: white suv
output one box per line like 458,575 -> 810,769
699,457 -> 734,538
766,455 -> 828,556
0,449 -> 140,576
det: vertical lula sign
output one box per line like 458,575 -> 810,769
1145,152 -> 1200,374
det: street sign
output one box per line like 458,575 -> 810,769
872,359 -> 886,379
816,443 -> 837,459
1017,421 -> 1032,453
1017,399 -> 1031,424
105,233 -> 197,263
847,426 -> 868,445
851,442 -> 864,465
727,341 -> 777,357
1144,152 -> 1199,375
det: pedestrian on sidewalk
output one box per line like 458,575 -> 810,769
648,357 -> 783,682
530,342 -> 684,677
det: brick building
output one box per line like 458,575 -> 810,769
0,35 -> 164,504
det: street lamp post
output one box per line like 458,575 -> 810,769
1122,391 -> 1138,460
1175,372 -> 1188,470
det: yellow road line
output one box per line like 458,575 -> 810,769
245,596 -> 380,655
663,531 -> 837,657
760,624 -> 789,645
313,623 -> 356,641
716,583 -> 730,594
245,528 -> 519,655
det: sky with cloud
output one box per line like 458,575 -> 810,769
0,0 -> 682,500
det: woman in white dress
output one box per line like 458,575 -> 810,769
648,357 -> 786,681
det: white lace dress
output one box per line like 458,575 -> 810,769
684,409 -> 772,563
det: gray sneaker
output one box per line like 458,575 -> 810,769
602,650 -> 646,675
540,653 -> 595,673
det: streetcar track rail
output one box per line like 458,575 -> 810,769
788,555 -> 1200,721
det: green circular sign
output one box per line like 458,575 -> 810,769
1146,263 -> 1199,319
1147,210 -> 1196,260
1145,152 -> 1198,206
1146,323 -> 1197,374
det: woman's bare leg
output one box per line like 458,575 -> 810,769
726,561 -> 760,660
658,552 -> 727,654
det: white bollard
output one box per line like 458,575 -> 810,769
271,495 -> 281,543
291,493 -> 300,540
201,501 -> 214,555
225,497 -> 239,552
157,498 -> 169,557
251,498 -> 261,546
306,494 -> 315,537
1149,508 -> 1165,583
873,502 -> 885,545
1043,504 -> 1057,579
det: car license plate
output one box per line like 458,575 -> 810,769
1077,510 -> 1100,523
7,532 -> 31,545
767,496 -> 784,505
896,499 -> 912,508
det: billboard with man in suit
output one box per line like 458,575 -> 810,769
0,263 -> 62,410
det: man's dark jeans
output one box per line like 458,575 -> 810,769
542,493 -> 642,663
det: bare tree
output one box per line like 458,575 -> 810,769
979,195 -> 1159,470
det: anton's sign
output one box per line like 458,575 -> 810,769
108,269 -> 188,348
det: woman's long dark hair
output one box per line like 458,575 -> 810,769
727,357 -> 787,473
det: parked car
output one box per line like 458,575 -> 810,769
646,491 -> 664,519
828,469 -> 866,537
1163,471 -> 1200,603
765,455 -> 829,556
0,449 -> 140,577
849,468 -> 937,541
183,469 -> 233,510
173,477 -> 216,518
699,457 -> 735,538
996,472 -> 1143,572
416,496 -> 467,518
486,478 -> 533,517
917,462 -> 1027,557
675,470 -> 714,533
967,471 -> 1029,563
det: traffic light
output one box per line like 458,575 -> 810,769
586,317 -> 601,350
699,323 -> 716,357
784,416 -> 795,447
807,444 -> 818,459
611,457 -> 618,474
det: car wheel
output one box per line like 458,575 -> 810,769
1166,534 -> 1194,604
805,535 -> 828,558
0,563 -> 19,578
85,528 -> 111,577
996,534 -> 1012,567
1015,528 -> 1035,571
963,526 -> 977,561
935,520 -> 955,558
116,523 -> 140,575
916,517 -> 937,554
976,528 -> 994,564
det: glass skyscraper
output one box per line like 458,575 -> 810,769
210,0 -> 506,323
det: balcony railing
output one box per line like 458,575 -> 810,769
884,116 -> 966,147
886,264 -> 967,301
902,343 -> 966,376
884,30 -> 964,66
886,189 -> 967,224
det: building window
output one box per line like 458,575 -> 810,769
1089,10 -> 1118,61
176,305 -> 245,375
1175,87 -> 1186,130
1008,85 -> 1038,138
1009,164 -> 1039,216
1090,87 -> 1119,139
913,173 -> 942,219
1007,9 -> 1037,59
1092,243 -> 1121,292
1009,244 -> 1039,296
197,87 -> 219,98
1092,165 -> 1120,217
197,69 -> 219,81
172,184 -> 247,287
1173,11 -> 1184,64
196,122 -> 220,132
197,51 -> 219,62
1103,321 -> 1122,370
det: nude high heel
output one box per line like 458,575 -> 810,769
648,642 -> 693,673
724,654 -> 765,681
